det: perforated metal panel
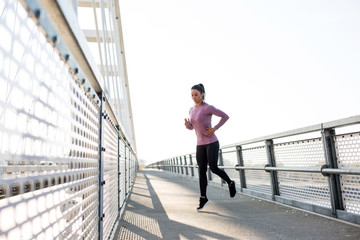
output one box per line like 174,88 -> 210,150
0,1 -> 138,239
274,138 -> 330,208
126,146 -> 131,195
124,143 -> 129,199
242,145 -> 271,195
130,152 -> 135,187
102,118 -> 119,239
335,132 -> 360,214
222,148 -> 239,180
119,138 -> 127,207
0,1 -> 100,238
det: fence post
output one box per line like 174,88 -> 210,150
219,149 -> 225,186
128,145 -> 131,190
117,134 -> 121,214
124,144 -> 127,196
98,94 -> 105,240
208,163 -> 212,182
180,156 -> 184,175
322,128 -> 344,217
236,145 -> 246,191
265,139 -> 279,200
189,155 -> 195,177
184,155 -> 189,176
174,157 -> 178,174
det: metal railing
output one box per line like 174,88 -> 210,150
0,1 -> 137,239
148,115 -> 360,225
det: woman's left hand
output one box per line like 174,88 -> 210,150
204,128 -> 216,137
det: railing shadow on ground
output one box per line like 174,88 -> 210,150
113,170 -> 360,240
114,172 -> 240,240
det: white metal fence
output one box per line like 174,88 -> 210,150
0,0 -> 137,239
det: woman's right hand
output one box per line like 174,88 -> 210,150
184,118 -> 191,128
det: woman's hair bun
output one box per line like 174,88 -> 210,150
198,84 -> 205,93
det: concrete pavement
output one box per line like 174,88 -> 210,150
113,170 -> 360,240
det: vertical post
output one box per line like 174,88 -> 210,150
180,156 -> 184,175
117,134 -> 120,213
219,149 -> 225,186
98,94 -> 105,240
124,143 -> 127,196
119,138 -> 124,207
184,155 -> 189,176
236,145 -> 246,191
265,139 -> 279,200
207,167 -> 212,181
208,150 -> 212,182
322,129 -> 344,217
176,157 -> 180,174
189,155 -> 195,177
128,145 -> 131,189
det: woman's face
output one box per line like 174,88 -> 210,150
191,89 -> 204,105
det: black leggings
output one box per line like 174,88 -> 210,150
196,141 -> 231,197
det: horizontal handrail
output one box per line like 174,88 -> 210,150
149,164 -> 360,175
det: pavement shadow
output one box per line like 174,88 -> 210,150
114,171 -> 235,240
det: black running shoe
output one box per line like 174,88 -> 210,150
229,181 -> 236,198
197,197 -> 210,211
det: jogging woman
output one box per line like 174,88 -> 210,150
184,83 -> 236,211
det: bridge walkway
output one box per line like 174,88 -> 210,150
113,170 -> 360,240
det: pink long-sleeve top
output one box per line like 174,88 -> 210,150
186,102 -> 229,146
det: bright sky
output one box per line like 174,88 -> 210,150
119,0 -> 360,165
